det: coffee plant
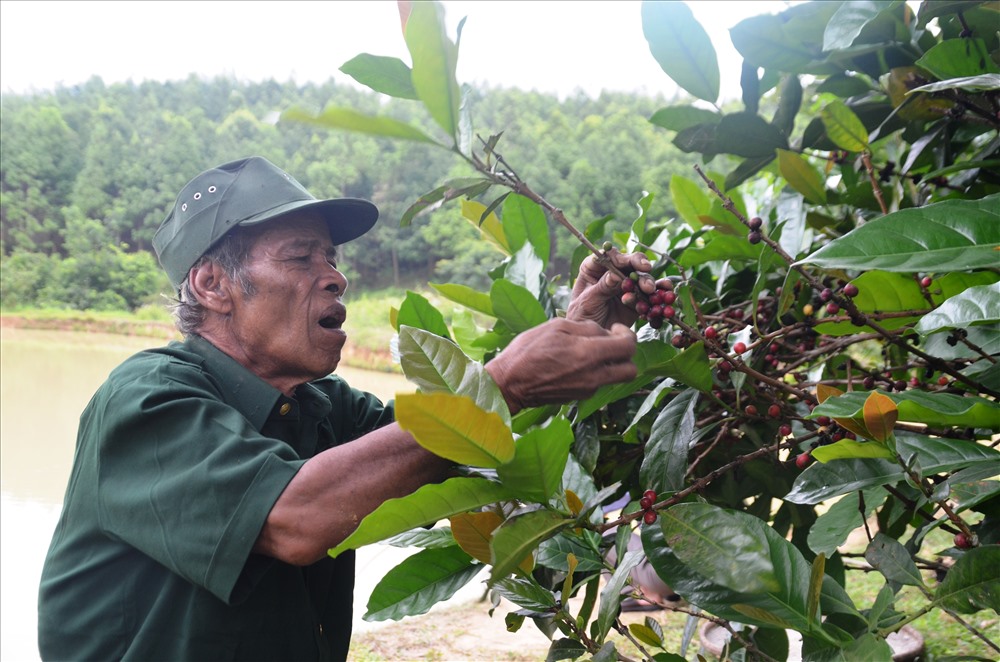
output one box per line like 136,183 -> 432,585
286,1 -> 999,659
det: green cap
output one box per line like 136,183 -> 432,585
153,156 -> 378,289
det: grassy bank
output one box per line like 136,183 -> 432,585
1,287 -> 413,373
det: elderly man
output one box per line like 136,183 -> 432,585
37,156 -> 648,661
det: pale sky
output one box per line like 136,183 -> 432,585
1,1 -> 804,102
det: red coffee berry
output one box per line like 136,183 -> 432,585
826,303 -> 840,315
748,216 -> 763,230
796,452 -> 812,469
937,376 -> 949,386
643,489 -> 657,501
648,305 -> 664,319
662,291 -> 677,305
748,231 -> 762,244
643,510 -> 658,525
635,301 -> 650,317
745,404 -> 758,416
704,326 -> 718,340
863,376 -> 876,389
920,276 -> 932,289
843,283 -> 859,297
768,404 -> 781,418
663,305 -> 676,318
909,376 -> 920,387
671,334 -> 685,348
733,341 -> 747,354
621,278 -> 636,293
816,416 -> 831,426
820,288 -> 833,302
770,343 -> 780,354
639,496 -> 653,510
621,292 -> 637,307
894,380 -> 907,392
954,532 -> 973,549
779,424 -> 792,437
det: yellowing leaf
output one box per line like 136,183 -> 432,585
566,489 -> 584,517
863,391 -> 899,443
777,148 -> 827,204
833,416 -> 872,440
817,384 -> 844,404
461,199 -> 511,255
396,392 -> 515,467
450,511 -> 503,565
389,306 -> 399,331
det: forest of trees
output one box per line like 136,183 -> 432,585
0,75 -> 691,311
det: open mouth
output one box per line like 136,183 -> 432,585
318,316 -> 342,330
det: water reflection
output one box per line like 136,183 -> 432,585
0,328 -> 415,661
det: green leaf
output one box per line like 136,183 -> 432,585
397,326 -> 509,423
786,433 -> 1000,504
812,438 -> 896,462
639,389 -> 699,494
364,546 -> 480,621
397,291 -> 451,339
497,417 -> 574,502
629,623 -> 664,648
807,553 -> 826,623
404,1 -> 461,139
865,533 -> 925,587
820,99 -> 869,152
623,378 -> 676,444
730,4 -> 837,73
489,279 -> 549,334
641,1 -> 720,103
909,73 -> 1000,94
823,1 -> 898,51
808,489 -> 885,556
934,545 -> 1000,614
797,194 -> 1000,272
429,282 -> 495,317
492,575 -> 558,612
281,106 -> 440,144
339,53 -> 419,99
597,550 -> 646,642
396,392 -> 515,467
916,39 -> 1000,81
679,233 -> 764,267
537,531 -> 605,573
649,106 -> 721,132
916,282 -> 1000,336
777,149 -> 827,204
812,390 -> 1000,429
546,638 -> 589,662
717,113 -> 789,158
670,174 -> 712,227
814,271 -> 928,336
502,194 -> 550,266
383,527 -> 456,549
329,477 -> 510,556
660,503 -> 780,594
490,510 -> 570,583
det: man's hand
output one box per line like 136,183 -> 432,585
566,248 -> 653,329
485,318 -> 638,414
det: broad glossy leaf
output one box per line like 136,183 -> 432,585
916,0 -> 987,25
629,623 -> 663,648
641,1 -> 719,102
404,1 -> 460,138
865,533 -> 925,587
623,378 -> 676,444
339,53 -> 419,99
490,510 -> 569,582
329,477 -> 510,556
730,3 -> 839,73
786,433 -> 1000,504
808,488 -> 885,556
649,106 -> 721,132
489,279 -> 548,333
798,194 -> 1000,271
909,73 -> 1000,94
397,392 -> 514,467
863,391 -> 898,443
597,550 -> 645,642
429,282 -> 494,316
383,527 -> 455,549
397,291 -> 451,339
547,639 -> 589,662
492,575 -> 558,613
916,282 -> 1000,336
717,113 -> 789,158
679,233 -> 764,267
916,39 -> 1000,81
536,531 -> 604,573
502,194 -> 550,266
814,271 -> 928,336
934,545 -> 1000,614
661,503 -> 780,594
670,174 -> 712,228
497,417 -> 574,503
777,148 -> 827,204
364,546 -> 480,621
461,199 -> 511,255
820,99 -> 869,151
397,326 -> 509,422
503,243 -> 545,298
450,510 -> 503,565
824,1 -> 898,51
281,106 -> 440,144
640,389 -> 699,494
812,390 -> 1000,429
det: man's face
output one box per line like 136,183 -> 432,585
225,213 -> 350,392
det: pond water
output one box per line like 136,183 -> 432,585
0,327 -> 435,661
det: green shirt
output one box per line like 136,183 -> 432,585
38,335 -> 394,661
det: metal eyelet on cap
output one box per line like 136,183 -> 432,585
193,192 -> 202,200
181,203 -> 188,212
208,185 -> 217,193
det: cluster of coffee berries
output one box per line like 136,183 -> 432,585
621,274 -> 676,329
639,489 -> 658,525
748,216 -> 763,244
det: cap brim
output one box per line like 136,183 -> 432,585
238,197 -> 378,245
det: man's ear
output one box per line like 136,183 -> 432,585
188,261 -> 235,314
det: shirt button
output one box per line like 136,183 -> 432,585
279,403 -> 292,416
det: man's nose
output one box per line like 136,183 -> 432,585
324,265 -> 348,295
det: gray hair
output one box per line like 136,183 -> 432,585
170,228 -> 258,336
